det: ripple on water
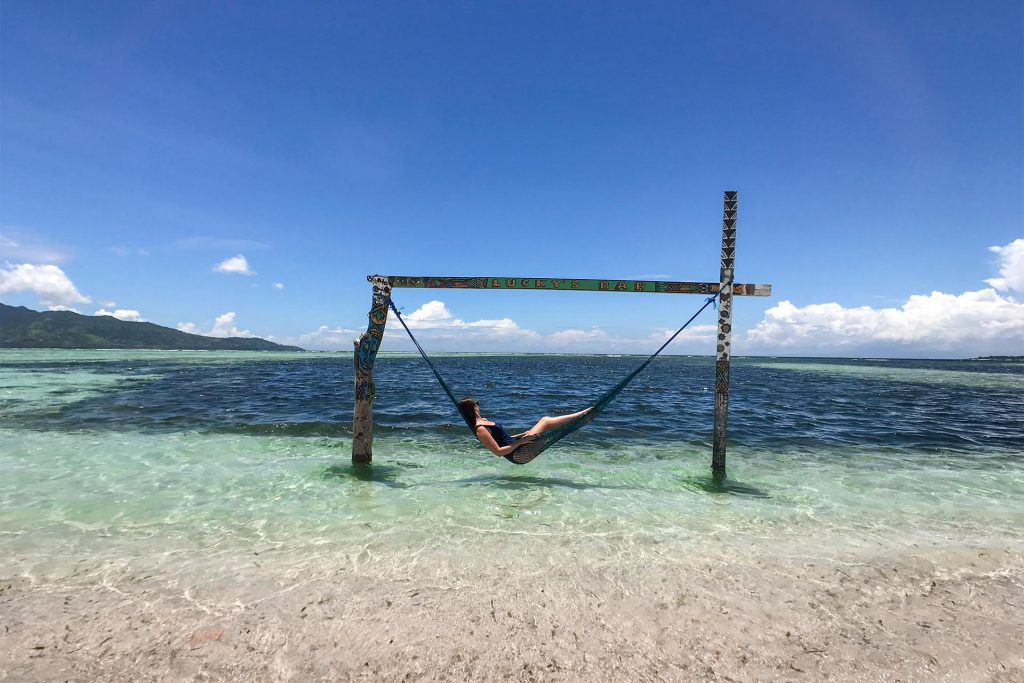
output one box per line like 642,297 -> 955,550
0,351 -> 1021,585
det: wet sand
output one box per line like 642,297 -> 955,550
3,546 -> 1022,682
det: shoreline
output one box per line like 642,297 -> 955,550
3,544 -> 1022,682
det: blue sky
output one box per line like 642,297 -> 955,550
2,1 -> 1021,357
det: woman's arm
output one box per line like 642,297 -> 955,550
475,426 -> 533,457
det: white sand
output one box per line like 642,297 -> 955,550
2,545 -> 1022,682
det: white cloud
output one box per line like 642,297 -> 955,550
0,263 -> 91,308
548,328 -> 610,346
95,308 -> 144,322
986,238 -> 1024,292
269,302 -> 545,353
269,325 -> 361,351
273,282 -> 284,290
382,300 -> 719,353
389,300 -> 540,342
400,300 -> 452,326
213,254 -> 255,275
743,239 -> 1024,357
267,299 -> 721,353
175,312 -> 254,338
745,289 -> 1024,356
210,312 -> 252,337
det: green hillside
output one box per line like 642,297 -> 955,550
0,303 -> 304,351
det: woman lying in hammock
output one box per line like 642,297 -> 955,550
457,397 -> 592,463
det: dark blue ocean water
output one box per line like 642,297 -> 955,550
3,352 -> 1021,456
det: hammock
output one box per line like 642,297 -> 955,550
388,292 -> 721,463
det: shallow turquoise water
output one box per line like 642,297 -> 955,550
1,350 -> 1022,585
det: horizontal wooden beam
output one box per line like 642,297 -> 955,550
372,275 -> 771,297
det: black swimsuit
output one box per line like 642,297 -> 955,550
480,423 -> 524,465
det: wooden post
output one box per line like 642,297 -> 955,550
712,191 -> 737,479
352,275 -> 392,464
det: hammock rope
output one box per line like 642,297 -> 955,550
388,290 -> 722,463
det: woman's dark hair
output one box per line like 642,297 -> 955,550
457,396 -> 479,429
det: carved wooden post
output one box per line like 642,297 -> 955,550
353,275 -> 392,463
712,191 -> 737,479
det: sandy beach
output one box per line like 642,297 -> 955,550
3,543 -> 1022,682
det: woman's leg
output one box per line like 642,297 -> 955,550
523,407 -> 592,436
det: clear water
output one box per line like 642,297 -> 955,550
1,350 -> 1022,587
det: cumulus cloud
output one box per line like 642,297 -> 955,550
647,323 -> 718,345
399,300 -> 452,326
210,312 -> 252,337
213,254 -> 255,275
94,308 -> 144,322
269,325 -> 361,351
176,312 -> 254,338
0,263 -> 91,308
271,298 -> 722,353
548,328 -> 610,346
389,300 -> 539,341
380,300 -> 719,353
744,239 -> 1024,356
273,282 -> 284,289
986,238 -> 1024,292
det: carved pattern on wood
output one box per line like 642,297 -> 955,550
356,276 -> 392,375
713,191 -> 738,475
715,359 -> 730,394
387,275 -> 769,296
716,191 -> 737,363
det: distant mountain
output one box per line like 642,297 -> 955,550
0,303 -> 304,351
